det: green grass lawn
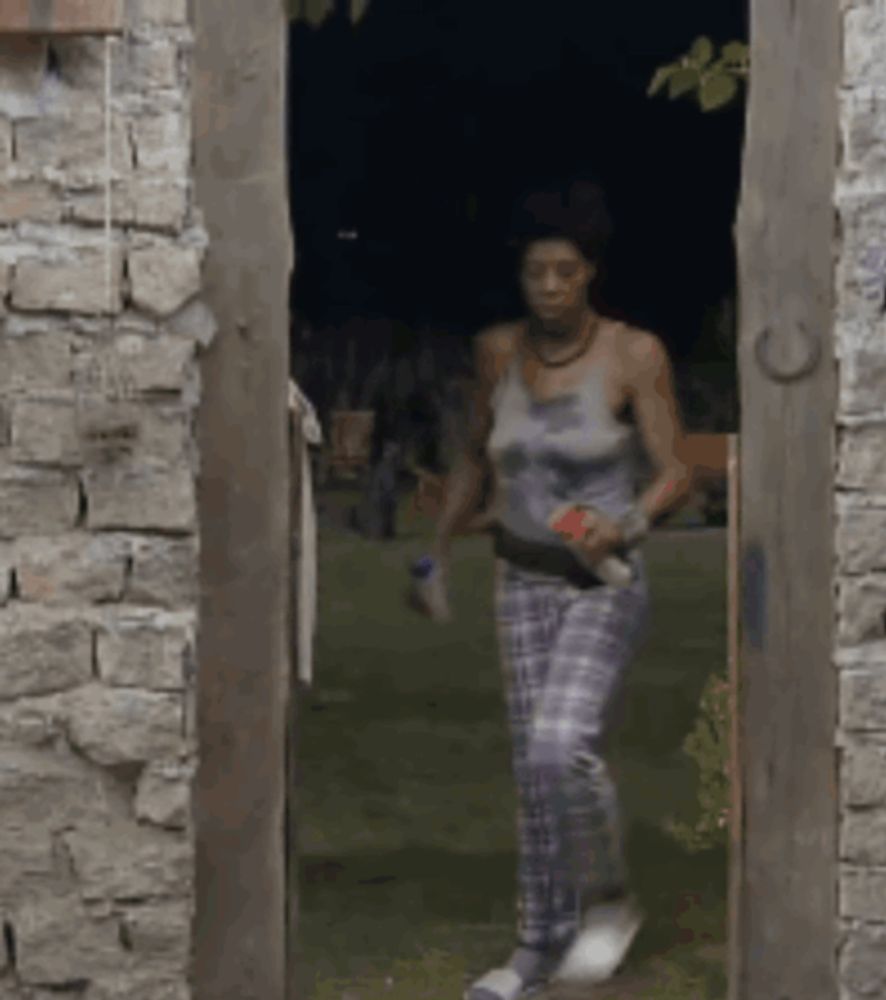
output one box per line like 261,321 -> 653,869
295,495 -> 728,999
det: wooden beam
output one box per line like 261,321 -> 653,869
0,0 -> 123,35
286,409 -> 302,1000
727,433 -> 743,1000
735,0 -> 839,996
191,2 -> 293,999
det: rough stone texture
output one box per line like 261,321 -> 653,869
838,575 -> 886,645
0,11 -> 203,999
134,759 -> 193,830
84,463 -> 196,532
103,335 -> 194,394
89,971 -> 190,1000
0,693 -> 69,749
838,423 -> 886,493
0,183 -> 63,225
839,922 -> 886,997
97,616 -> 191,691
10,399 -> 82,467
127,537 -> 198,608
119,900 -> 191,973
14,108 -> 132,182
128,240 -> 202,317
68,178 -> 188,232
0,332 -> 77,395
13,890 -> 124,985
0,38 -> 48,120
841,866 -> 886,922
842,808 -> 886,865
132,0 -> 190,28
14,535 -> 128,605
73,400 -> 192,469
62,820 -> 192,901
0,612 -> 92,701
842,742 -> 886,806
0,549 -> 10,607
11,249 -> 124,316
0,831 -> 67,914
0,116 -> 12,169
835,194 -> 886,324
0,744 -> 121,842
164,299 -> 217,347
0,469 -> 80,540
841,88 -> 886,182
836,3 -> 886,987
841,671 -> 886,733
72,335 -> 194,397
844,3 -> 886,89
65,685 -> 183,767
837,503 -> 886,573
131,107 -> 191,178
839,330 -> 886,416
128,37 -> 181,91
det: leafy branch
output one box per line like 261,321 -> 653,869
649,37 -> 749,112
284,0 -> 368,25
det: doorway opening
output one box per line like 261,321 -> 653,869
285,2 -> 745,996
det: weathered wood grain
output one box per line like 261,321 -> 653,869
735,0 -> 839,996
191,3 -> 294,1000
727,433 -> 742,1000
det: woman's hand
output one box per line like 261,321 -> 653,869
577,511 -> 624,564
550,505 -> 624,565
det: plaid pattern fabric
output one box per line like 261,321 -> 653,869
494,556 -> 650,950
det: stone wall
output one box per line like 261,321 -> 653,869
0,2 -> 208,996
836,1 -> 886,997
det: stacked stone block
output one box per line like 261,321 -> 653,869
0,1 -> 205,996
836,1 -> 886,996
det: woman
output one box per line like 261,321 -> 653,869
434,180 -> 692,1000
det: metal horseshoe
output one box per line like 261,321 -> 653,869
754,324 -> 821,384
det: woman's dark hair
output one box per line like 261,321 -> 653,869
509,177 -> 614,263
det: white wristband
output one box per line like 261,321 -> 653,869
618,507 -> 650,548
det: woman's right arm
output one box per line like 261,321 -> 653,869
433,327 -> 512,565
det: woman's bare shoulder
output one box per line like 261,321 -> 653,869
476,322 -> 521,358
474,322 -> 521,381
611,321 -> 669,376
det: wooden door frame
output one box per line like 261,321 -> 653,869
186,0 -> 843,994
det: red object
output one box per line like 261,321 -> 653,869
550,506 -> 589,542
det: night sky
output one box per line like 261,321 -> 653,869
287,0 -> 747,369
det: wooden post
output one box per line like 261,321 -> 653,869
191,2 -> 293,999
735,0 -> 839,996
286,407 -> 302,1000
727,433 -> 742,1000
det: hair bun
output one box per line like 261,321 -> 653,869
509,177 -> 613,261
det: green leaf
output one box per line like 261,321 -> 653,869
722,40 -> 749,65
668,67 -> 700,100
689,36 -> 715,69
648,63 -> 678,97
286,0 -> 368,24
699,71 -> 740,111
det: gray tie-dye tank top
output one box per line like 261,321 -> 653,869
487,354 -> 639,550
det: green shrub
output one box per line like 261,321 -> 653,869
665,670 -> 731,853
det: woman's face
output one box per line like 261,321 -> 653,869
520,238 -> 596,327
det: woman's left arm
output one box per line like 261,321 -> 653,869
627,333 -> 693,525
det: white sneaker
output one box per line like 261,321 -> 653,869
552,895 -> 645,984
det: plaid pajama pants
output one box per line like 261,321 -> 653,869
494,555 -> 650,950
